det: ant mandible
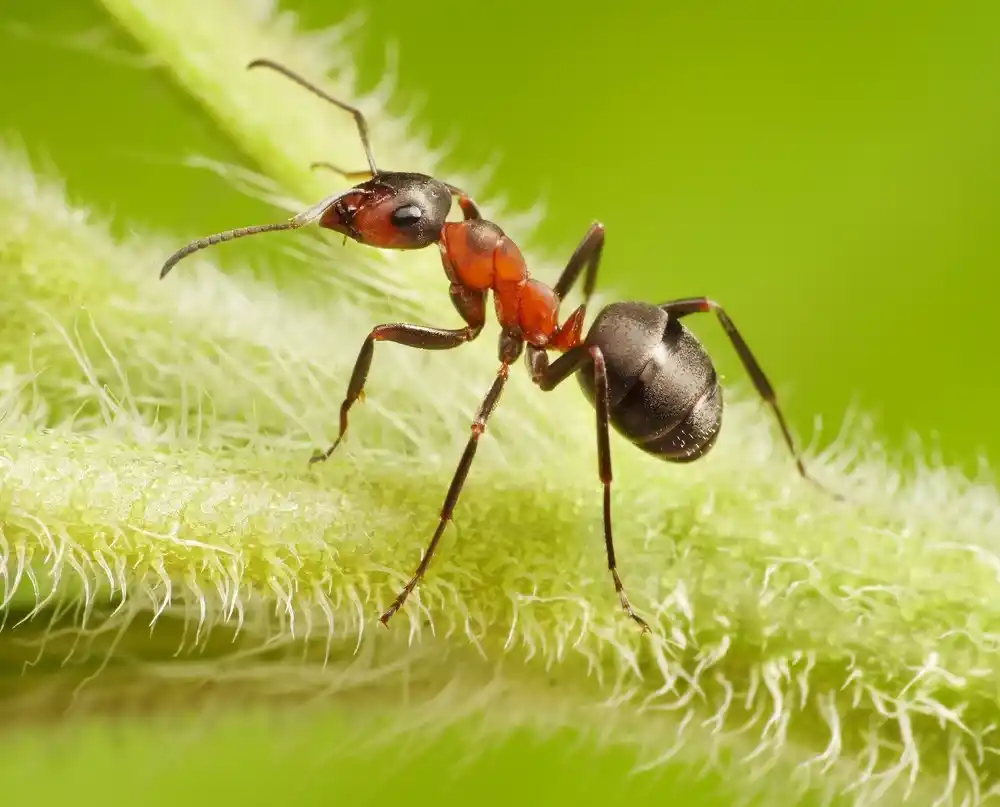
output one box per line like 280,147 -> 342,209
160,59 -> 834,633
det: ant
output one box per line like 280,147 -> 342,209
160,59 -> 834,633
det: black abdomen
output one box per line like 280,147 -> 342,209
577,302 -> 723,462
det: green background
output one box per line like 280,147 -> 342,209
1,0 -> 998,804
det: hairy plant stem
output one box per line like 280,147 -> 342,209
0,1 -> 995,804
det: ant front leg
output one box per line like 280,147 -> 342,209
380,348 -> 516,625
311,287 -> 486,464
443,183 -> 482,221
661,297 -> 840,498
527,345 -> 650,632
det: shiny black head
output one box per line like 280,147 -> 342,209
318,172 -> 453,249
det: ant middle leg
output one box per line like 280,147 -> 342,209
526,345 -> 650,632
311,288 -> 486,464
660,297 -> 839,497
545,223 -> 606,349
380,358 -> 512,625
553,222 -> 605,310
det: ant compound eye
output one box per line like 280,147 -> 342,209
390,204 -> 423,228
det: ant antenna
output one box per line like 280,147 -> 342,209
160,222 -> 296,279
247,58 -> 379,177
159,190 -> 350,279
309,162 -> 373,182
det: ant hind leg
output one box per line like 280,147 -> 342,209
526,344 -> 650,632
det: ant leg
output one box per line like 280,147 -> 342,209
526,345 -> 650,632
526,343 -> 587,389
544,223 -> 605,350
661,297 -> 839,497
310,323 -> 481,464
553,222 -> 605,310
380,362 -> 511,625
442,183 -> 482,221
312,289 -> 486,464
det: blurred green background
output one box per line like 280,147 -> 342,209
1,0 -> 998,804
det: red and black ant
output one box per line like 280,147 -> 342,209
161,59 -> 834,633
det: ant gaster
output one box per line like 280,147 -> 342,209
160,59 -> 835,633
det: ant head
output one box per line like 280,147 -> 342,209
319,172 -> 453,250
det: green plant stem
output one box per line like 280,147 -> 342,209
0,1 -> 995,804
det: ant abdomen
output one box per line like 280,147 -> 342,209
578,302 -> 723,462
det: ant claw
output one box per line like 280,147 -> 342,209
309,438 -> 345,466
805,473 -> 846,503
627,611 -> 651,634
617,584 -> 651,633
